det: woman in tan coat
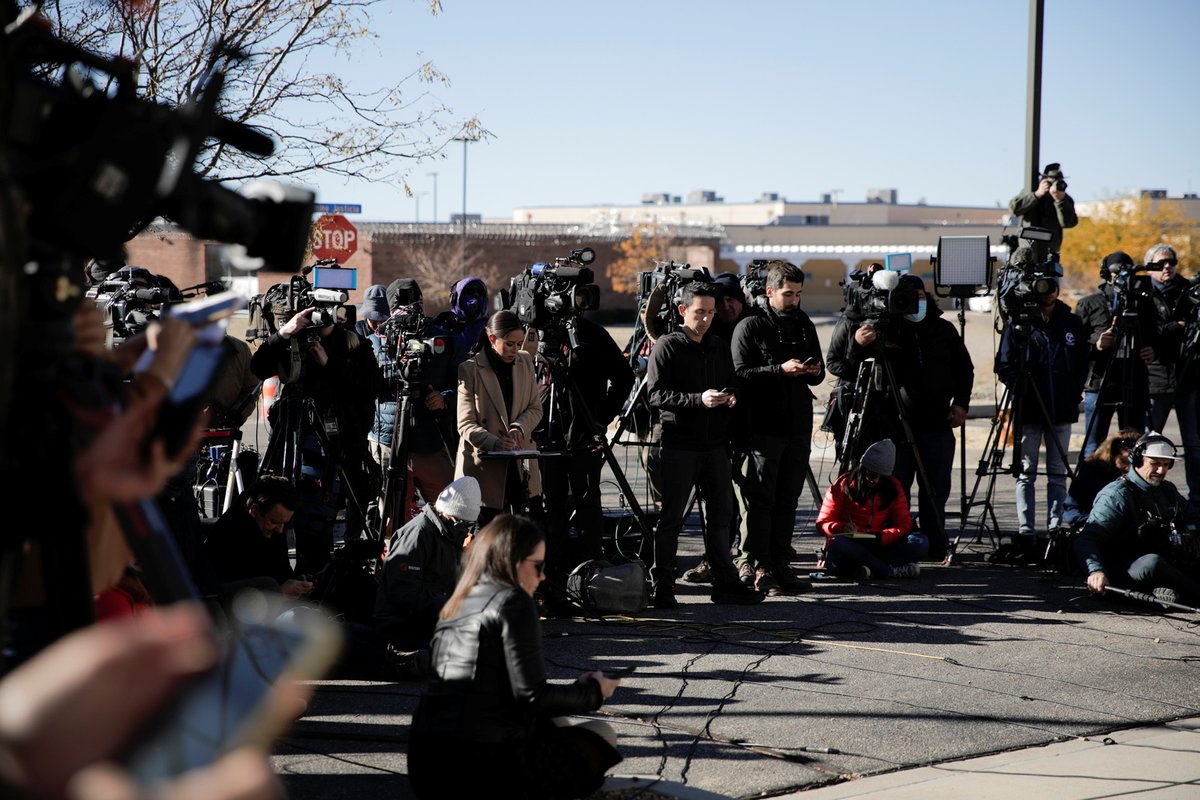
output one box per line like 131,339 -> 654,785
455,311 -> 543,521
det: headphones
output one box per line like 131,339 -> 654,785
1130,432 -> 1176,469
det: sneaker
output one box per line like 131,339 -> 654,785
711,581 -> 766,605
852,565 -> 872,581
754,567 -> 781,597
652,585 -> 679,610
737,561 -> 756,587
1153,587 -> 1179,607
887,563 -> 920,579
682,560 -> 713,584
771,564 -> 813,594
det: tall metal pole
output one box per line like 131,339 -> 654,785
427,171 -> 438,222
453,136 -> 475,270
1024,0 -> 1045,191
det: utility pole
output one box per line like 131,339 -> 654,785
427,171 -> 438,222
1024,0 -> 1045,191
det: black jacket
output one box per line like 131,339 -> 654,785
538,317 -> 634,449
413,580 -> 602,742
373,507 -> 466,639
731,305 -> 825,438
646,330 -> 735,450
825,306 -> 974,432
995,299 -> 1087,425
1074,284 -> 1168,397
251,326 -> 381,452
1146,275 -> 1189,394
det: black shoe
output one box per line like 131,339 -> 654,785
771,564 -> 813,594
711,581 -> 765,605
652,585 -> 679,610
384,645 -> 431,681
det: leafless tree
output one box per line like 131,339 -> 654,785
42,0 -> 483,187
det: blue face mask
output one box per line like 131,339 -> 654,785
904,300 -> 927,323
461,295 -> 485,318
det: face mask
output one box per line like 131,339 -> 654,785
447,519 -> 476,538
461,296 -> 485,318
904,300 -> 926,323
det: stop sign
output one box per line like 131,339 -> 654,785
311,214 -> 358,263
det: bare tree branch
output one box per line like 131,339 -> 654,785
43,0 -> 485,186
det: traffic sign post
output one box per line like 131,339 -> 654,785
311,214 -> 358,263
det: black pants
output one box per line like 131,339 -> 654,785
650,445 -> 739,588
734,429 -> 811,568
543,449 -> 606,578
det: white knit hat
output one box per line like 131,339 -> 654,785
435,476 -> 482,522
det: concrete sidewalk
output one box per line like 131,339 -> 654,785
783,716 -> 1200,799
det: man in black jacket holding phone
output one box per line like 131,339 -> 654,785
731,261 -> 823,595
645,281 -> 764,609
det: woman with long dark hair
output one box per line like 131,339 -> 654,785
408,515 -> 622,799
817,439 -> 927,580
1062,428 -> 1140,526
455,311 -> 543,524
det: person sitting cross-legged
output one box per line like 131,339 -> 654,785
817,439 -> 928,580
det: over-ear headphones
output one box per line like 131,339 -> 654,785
1131,432 -> 1177,469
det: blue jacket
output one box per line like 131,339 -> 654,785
995,299 -> 1086,425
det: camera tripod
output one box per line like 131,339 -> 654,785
1077,302 -> 1149,461
259,393 -> 371,572
837,346 -> 944,547
953,323 -> 1074,562
539,319 -> 656,562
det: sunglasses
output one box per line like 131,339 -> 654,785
523,558 -> 546,577
1153,258 -> 1178,268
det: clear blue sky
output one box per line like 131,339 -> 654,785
311,0 -> 1200,222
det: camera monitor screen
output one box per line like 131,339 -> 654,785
885,253 -> 912,272
313,267 -> 357,290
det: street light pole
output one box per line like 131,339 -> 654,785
414,191 -> 428,222
427,171 -> 438,222
452,135 -> 477,269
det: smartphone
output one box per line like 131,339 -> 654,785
121,597 -> 342,787
801,357 -> 817,366
167,291 -> 245,327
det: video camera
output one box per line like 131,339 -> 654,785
840,263 -> 920,335
500,248 -> 601,330
86,266 -> 183,345
247,260 -> 357,348
996,227 -> 1063,326
636,260 -> 713,339
5,9 -> 316,325
377,307 -> 463,391
741,260 -> 771,309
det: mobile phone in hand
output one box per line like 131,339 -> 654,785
121,595 -> 341,787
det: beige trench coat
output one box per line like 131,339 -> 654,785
454,350 -> 543,510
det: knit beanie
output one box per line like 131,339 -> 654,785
435,476 -> 482,522
860,439 -> 896,476
359,284 -> 390,322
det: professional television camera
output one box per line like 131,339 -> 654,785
376,306 -> 463,393
636,260 -> 713,341
86,266 -> 183,344
996,237 -> 1062,327
741,259 -> 770,309
500,247 -> 601,331
840,263 -> 920,337
247,260 -> 357,346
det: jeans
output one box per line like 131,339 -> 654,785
650,446 -> 739,588
892,428 -> 956,555
825,533 -> 929,578
1016,422 -> 1072,535
734,430 -> 811,568
1081,391 -> 1147,460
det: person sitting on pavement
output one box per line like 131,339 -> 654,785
1075,433 -> 1200,606
374,476 -> 481,649
817,439 -> 927,580
203,474 -> 314,601
1061,429 -> 1139,527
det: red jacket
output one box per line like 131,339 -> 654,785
816,474 -> 913,548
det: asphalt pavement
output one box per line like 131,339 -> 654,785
268,311 -> 1200,799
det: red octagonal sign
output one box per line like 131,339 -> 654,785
311,214 -> 358,263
